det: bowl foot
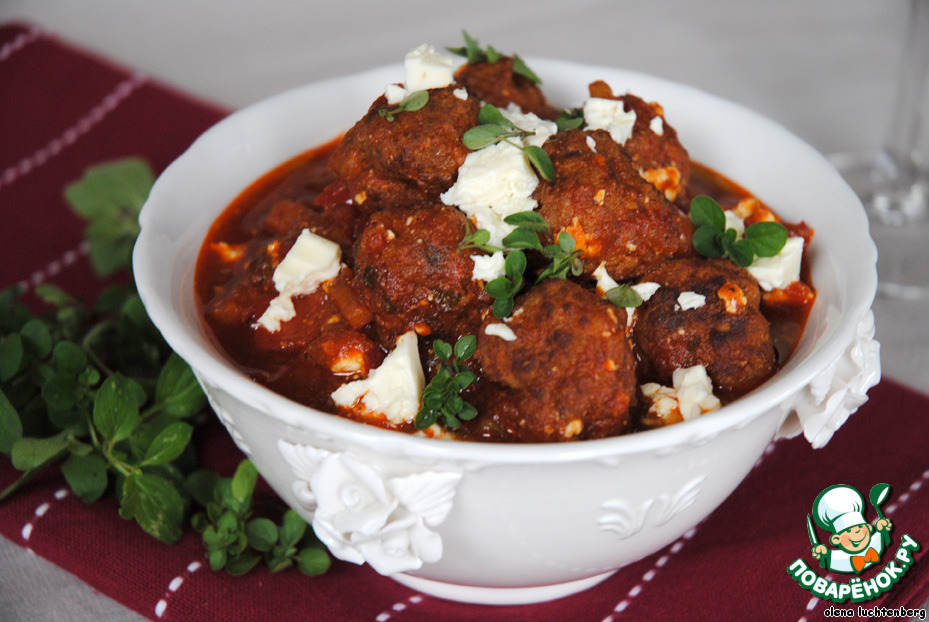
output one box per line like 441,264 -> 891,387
390,569 -> 617,605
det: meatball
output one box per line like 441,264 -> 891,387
631,257 -> 776,398
473,279 -> 636,442
327,85 -> 480,211
454,56 -> 560,120
587,81 -> 691,204
536,129 -> 694,281
353,203 -> 491,344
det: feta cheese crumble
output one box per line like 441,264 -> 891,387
331,331 -> 426,425
592,262 -> 619,294
746,236 -> 804,291
649,115 -> 664,135
499,104 -> 558,148
255,229 -> 343,332
641,365 -> 721,422
471,251 -> 506,282
724,209 -> 746,238
676,291 -> 706,310
441,106 -> 557,246
484,323 -> 517,341
719,209 -> 803,292
583,97 -> 637,145
592,262 -> 660,327
385,43 -> 455,104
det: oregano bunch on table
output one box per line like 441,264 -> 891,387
187,460 -> 330,576
0,158 -> 330,575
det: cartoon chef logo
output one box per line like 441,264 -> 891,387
809,484 -> 892,574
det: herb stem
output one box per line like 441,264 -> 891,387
81,320 -> 115,377
0,469 -> 37,502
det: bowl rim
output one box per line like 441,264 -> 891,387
134,57 -> 878,465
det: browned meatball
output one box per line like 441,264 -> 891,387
631,257 -> 776,398
473,279 -> 636,442
587,81 -> 691,204
353,204 -> 491,345
536,129 -> 694,281
454,57 -> 560,120
327,86 -> 480,211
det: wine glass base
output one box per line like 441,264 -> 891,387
829,150 -> 929,300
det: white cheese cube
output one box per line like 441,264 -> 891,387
331,331 -> 426,425
471,251 -> 506,282
441,141 -> 539,247
724,210 -> 746,237
640,365 -> 721,422
271,228 -> 342,293
484,323 -> 517,341
500,104 -> 558,148
747,236 -> 804,291
404,44 -> 454,92
649,115 -> 664,135
583,97 -> 637,145
384,83 -> 408,105
677,291 -> 706,310
255,229 -> 343,332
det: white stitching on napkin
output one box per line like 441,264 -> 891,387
602,439 -> 781,620
375,594 -> 424,621
603,527 -> 698,620
154,559 -> 203,618
15,240 -> 89,295
0,25 -> 41,63
0,72 -> 147,192
20,487 -> 69,545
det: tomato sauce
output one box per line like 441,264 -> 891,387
195,144 -> 815,429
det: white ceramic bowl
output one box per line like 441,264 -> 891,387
134,59 -> 881,605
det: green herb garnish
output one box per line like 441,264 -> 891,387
467,211 -> 583,318
189,460 -> 331,576
447,30 -> 541,84
604,284 -> 644,308
458,222 -> 503,254
689,195 -> 788,268
415,336 -> 478,430
555,107 -> 585,132
63,158 -> 154,277
378,89 -> 429,122
463,104 -> 556,181
485,250 -> 527,318
0,159 -> 330,578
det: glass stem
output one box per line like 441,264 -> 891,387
883,0 -> 929,176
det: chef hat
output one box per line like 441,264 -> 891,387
813,485 -> 867,534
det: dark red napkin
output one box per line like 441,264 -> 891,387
1,21 -> 927,621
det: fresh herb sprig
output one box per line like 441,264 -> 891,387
188,460 -> 331,576
463,104 -> 555,181
461,211 -> 583,318
689,195 -> 788,268
0,282 -> 205,542
378,89 -> 429,122
555,107 -> 585,132
63,158 -> 154,277
458,222 -> 502,255
0,158 -> 331,578
0,159 -> 208,542
447,30 -> 541,85
604,284 -> 644,309
415,336 -> 478,430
